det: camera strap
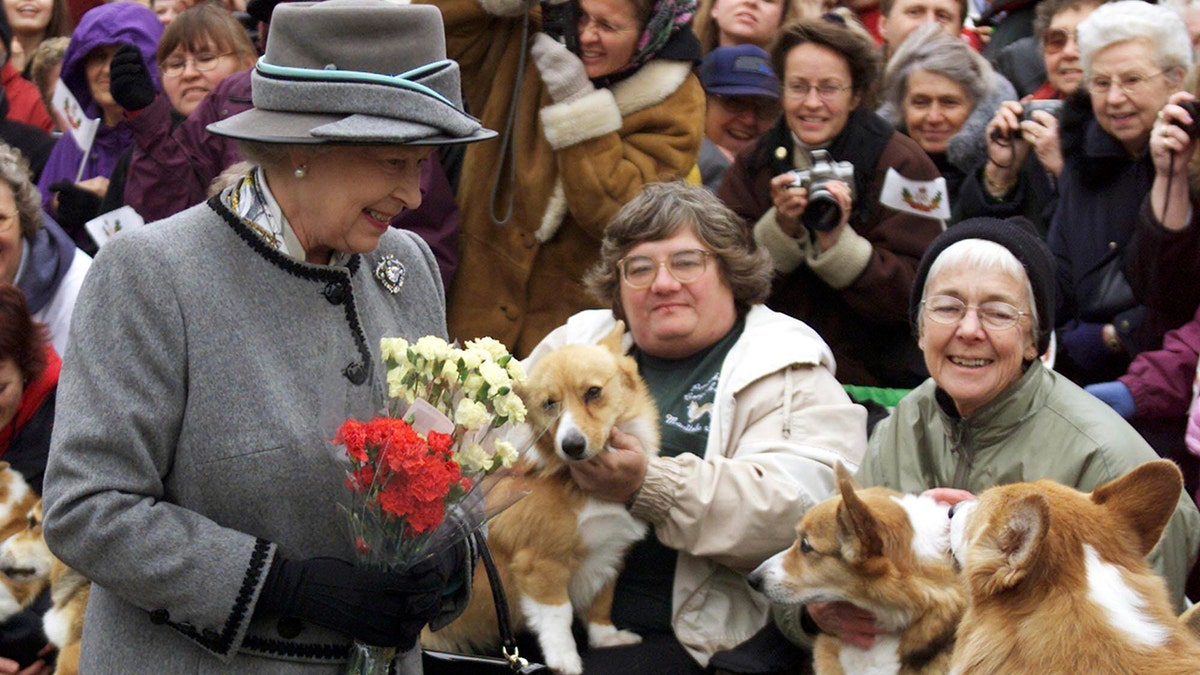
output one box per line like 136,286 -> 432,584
488,6 -> 535,227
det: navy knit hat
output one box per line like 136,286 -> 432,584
910,216 -> 1056,355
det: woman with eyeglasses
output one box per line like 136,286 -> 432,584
1046,1 -> 1188,388
95,3 -> 255,217
523,181 -> 867,673
34,2 -> 162,255
718,17 -> 943,392
428,0 -> 704,359
772,216 -> 1200,651
958,0 -> 1106,234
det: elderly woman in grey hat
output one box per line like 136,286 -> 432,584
40,1 -> 493,672
770,216 -> 1200,652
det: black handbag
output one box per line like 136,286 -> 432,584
1078,248 -> 1136,322
422,531 -> 550,674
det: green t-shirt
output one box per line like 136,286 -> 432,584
611,318 -> 745,633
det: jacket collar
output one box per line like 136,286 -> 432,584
934,360 -> 1049,446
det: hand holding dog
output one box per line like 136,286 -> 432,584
0,656 -> 51,675
806,601 -> 880,649
568,428 -> 647,504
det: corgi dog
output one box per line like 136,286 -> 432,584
0,500 -> 91,675
948,460 -> 1200,674
425,322 -> 660,675
0,464 -> 43,623
748,464 -> 965,675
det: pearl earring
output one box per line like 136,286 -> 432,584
294,165 -> 307,178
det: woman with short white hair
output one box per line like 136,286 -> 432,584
879,23 -> 997,213
1038,0 -> 1188,386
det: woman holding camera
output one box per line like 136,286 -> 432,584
718,16 -> 943,390
427,0 -> 704,358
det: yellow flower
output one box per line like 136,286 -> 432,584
379,337 -> 410,364
479,360 -> 511,391
454,398 -> 492,430
454,442 -> 491,474
465,336 -> 510,361
493,440 -> 518,469
494,392 -> 527,422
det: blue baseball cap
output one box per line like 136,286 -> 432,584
698,45 -> 780,99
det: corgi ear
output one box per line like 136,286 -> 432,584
600,320 -> 627,356
834,462 -> 858,491
1091,460 -> 1182,557
836,480 -> 883,564
978,493 -> 1048,594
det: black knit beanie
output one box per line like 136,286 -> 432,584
909,216 -> 1056,355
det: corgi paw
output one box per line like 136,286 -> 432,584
587,623 -> 642,648
546,650 -> 583,675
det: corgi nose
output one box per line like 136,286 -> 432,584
561,430 -> 588,460
746,569 -> 764,592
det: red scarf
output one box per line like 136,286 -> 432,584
1030,81 -> 1064,100
0,346 -> 60,454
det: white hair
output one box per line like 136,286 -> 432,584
1078,0 -> 1193,80
920,239 -> 1039,342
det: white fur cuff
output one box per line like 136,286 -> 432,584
807,226 -> 873,290
478,0 -> 526,17
540,88 -> 622,150
753,208 -> 807,274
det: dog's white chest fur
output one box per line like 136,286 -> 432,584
838,635 -> 902,675
570,499 -> 648,605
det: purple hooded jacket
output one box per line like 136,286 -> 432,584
36,4 -> 162,221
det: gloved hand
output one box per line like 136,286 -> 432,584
1085,381 -> 1137,419
530,32 -> 594,104
1058,321 -> 1114,376
48,181 -> 102,230
109,43 -> 156,112
257,545 -> 466,649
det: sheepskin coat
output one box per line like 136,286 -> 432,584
430,0 -> 705,357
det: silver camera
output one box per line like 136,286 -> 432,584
1021,99 -> 1062,122
787,149 -> 855,233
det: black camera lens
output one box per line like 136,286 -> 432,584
1175,100 -> 1200,140
802,190 -> 842,232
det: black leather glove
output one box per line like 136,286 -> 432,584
49,181 -> 102,230
257,555 -> 448,648
108,43 -> 156,112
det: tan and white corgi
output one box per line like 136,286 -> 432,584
0,464 -> 43,623
0,500 -> 91,675
425,322 -> 660,675
748,464 -> 965,675
948,460 -> 1200,674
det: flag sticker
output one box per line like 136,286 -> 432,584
879,168 -> 950,220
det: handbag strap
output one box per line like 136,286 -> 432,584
473,529 -> 530,671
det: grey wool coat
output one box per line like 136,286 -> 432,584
42,196 -> 461,672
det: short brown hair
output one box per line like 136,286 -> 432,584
156,4 -> 257,68
0,285 -> 49,383
584,182 -> 772,321
771,17 -> 882,109
880,0 -> 967,27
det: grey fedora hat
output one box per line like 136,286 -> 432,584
208,0 -> 494,145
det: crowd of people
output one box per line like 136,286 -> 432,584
0,0 -> 1194,671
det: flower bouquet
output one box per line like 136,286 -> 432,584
336,335 -> 534,675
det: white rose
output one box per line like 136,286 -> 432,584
387,368 -> 415,402
505,358 -> 527,386
462,373 -> 486,397
460,348 -> 487,371
413,335 -> 450,363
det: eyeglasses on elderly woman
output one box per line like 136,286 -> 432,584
1086,70 -> 1164,97
617,249 -> 715,287
921,295 -> 1029,330
1041,28 -> 1077,54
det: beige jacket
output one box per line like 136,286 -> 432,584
525,307 -> 867,664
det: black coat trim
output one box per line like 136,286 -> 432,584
206,197 -> 372,385
165,538 -> 272,657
